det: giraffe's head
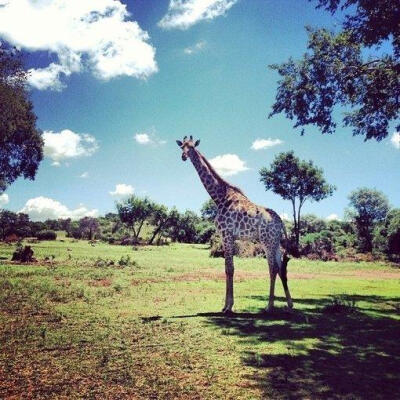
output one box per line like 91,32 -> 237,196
176,135 -> 200,161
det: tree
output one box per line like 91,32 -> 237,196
116,196 -> 154,243
0,43 -> 43,192
0,210 -> 17,240
78,217 -> 99,240
269,0 -> 400,141
347,187 -> 389,252
200,199 -> 218,221
260,151 -> 335,255
148,203 -> 169,245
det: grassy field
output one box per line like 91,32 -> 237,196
0,238 -> 399,399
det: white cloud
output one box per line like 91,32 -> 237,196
134,133 -> 152,145
326,213 -> 340,221
209,153 -> 249,177
0,193 -> 9,207
43,129 -> 98,166
0,0 -> 157,90
251,138 -> 283,150
80,172 -> 89,179
110,184 -> 134,198
19,196 -> 98,221
158,0 -> 237,30
390,132 -> 400,149
184,40 -> 206,55
134,132 -> 166,146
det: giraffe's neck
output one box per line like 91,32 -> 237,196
188,149 -> 226,205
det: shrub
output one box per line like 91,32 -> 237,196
12,243 -> 35,262
36,230 -> 57,240
209,233 -> 265,258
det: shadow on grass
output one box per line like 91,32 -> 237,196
176,295 -> 400,400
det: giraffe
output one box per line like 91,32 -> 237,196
176,136 -> 293,313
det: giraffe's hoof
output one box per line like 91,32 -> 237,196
221,306 -> 233,314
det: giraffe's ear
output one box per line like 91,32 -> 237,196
176,140 -> 183,146
194,139 -> 200,147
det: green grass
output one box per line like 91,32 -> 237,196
1,239 -> 399,399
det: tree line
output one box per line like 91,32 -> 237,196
1,184 -> 399,261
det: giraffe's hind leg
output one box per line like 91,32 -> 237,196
263,240 -> 293,311
275,247 -> 293,309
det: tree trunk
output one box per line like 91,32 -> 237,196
148,224 -> 162,245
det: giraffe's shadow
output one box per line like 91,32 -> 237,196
200,294 -> 400,400
168,294 -> 400,400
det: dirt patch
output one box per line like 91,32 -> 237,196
89,279 -> 112,287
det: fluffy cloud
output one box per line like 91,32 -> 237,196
0,193 -> 9,207
390,132 -> 400,149
79,172 -> 89,179
184,40 -> 206,55
251,138 -> 283,150
43,129 -> 98,166
279,213 -> 289,221
110,184 -> 134,198
209,154 -> 249,177
134,132 -> 166,146
19,196 -> 98,221
158,0 -> 237,30
326,213 -> 340,221
0,0 -> 157,90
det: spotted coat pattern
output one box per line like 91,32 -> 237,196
177,137 -> 293,313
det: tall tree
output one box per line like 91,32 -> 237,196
269,0 -> 400,140
0,43 -> 43,192
260,151 -> 335,255
116,196 -> 154,243
78,217 -> 99,240
347,187 -> 389,252
148,203 -> 169,245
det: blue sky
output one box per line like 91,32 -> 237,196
1,0 -> 399,221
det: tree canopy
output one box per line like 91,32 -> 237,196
269,0 -> 400,140
347,187 -> 389,252
0,43 -> 43,192
260,151 -> 335,254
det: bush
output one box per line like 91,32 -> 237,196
12,243 -> 35,262
36,230 -> 57,240
209,233 -> 265,258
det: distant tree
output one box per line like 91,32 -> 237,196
44,219 -> 60,231
78,217 -> 99,240
58,218 -> 71,232
0,210 -> 17,240
117,196 -> 154,243
373,208 -> 400,259
0,43 -> 43,192
269,0 -> 400,141
260,151 -> 335,255
148,203 -> 169,245
347,188 -> 389,252
200,199 -> 218,221
299,214 -> 327,236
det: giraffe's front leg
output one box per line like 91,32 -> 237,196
222,235 -> 234,314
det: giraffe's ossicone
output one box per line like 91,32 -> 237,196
176,136 -> 293,313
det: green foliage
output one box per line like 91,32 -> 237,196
78,217 -> 99,240
348,187 -> 389,252
200,199 -> 218,221
270,0 -> 400,140
116,196 -> 154,243
260,151 -> 335,254
0,43 -> 43,192
36,230 -> 57,241
373,208 -> 400,259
